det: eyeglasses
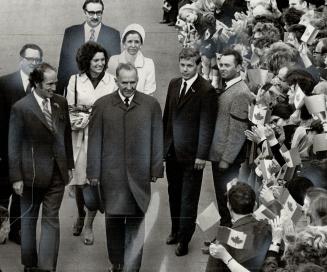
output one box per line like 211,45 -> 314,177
24,57 -> 42,64
313,51 -> 322,55
85,10 -> 103,16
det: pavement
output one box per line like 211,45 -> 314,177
0,1 -> 219,271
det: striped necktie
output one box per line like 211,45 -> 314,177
42,99 -> 53,131
89,28 -> 95,41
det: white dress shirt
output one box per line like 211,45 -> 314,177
118,90 -> 135,106
33,91 -> 52,113
84,23 -> 101,42
20,70 -> 30,92
180,73 -> 198,96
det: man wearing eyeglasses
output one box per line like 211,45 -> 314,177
57,0 -> 121,95
0,43 -> 43,246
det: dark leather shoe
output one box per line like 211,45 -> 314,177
175,242 -> 188,256
167,22 -> 176,26
159,20 -> 169,24
24,267 -> 36,272
166,233 -> 178,245
108,264 -> 123,272
9,231 -> 21,245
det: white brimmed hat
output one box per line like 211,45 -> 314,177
122,23 -> 146,43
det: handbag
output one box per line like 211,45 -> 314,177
82,183 -> 105,213
68,75 -> 92,130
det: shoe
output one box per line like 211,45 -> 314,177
168,22 -> 176,26
166,233 -> 178,245
83,228 -> 94,245
108,264 -> 123,272
8,231 -> 21,245
72,216 -> 85,236
175,242 -> 188,256
159,20 -> 169,24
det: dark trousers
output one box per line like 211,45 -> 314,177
211,162 -> 241,226
166,158 -> 203,244
0,178 -> 21,236
20,172 -> 64,271
105,214 -> 145,272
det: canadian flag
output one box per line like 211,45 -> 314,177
216,226 -> 249,249
293,85 -> 305,109
279,145 -> 301,168
278,189 -> 302,224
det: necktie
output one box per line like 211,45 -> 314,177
124,97 -> 129,107
42,99 -> 53,131
179,82 -> 187,104
89,28 -> 95,41
26,83 -> 31,95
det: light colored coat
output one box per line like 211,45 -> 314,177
66,72 -> 116,185
107,51 -> 156,95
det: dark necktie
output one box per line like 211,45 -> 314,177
26,83 -> 31,95
179,82 -> 187,104
124,97 -> 129,107
42,99 -> 53,131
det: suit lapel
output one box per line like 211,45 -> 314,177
28,94 -> 54,133
112,91 -> 127,111
50,98 -> 60,133
174,78 -> 183,106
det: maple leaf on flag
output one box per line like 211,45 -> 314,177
231,236 -> 243,245
287,201 -> 294,212
254,112 -> 264,121
268,163 -> 279,175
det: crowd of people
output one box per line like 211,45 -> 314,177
1,0 -> 327,271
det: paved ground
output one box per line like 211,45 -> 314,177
0,1 -> 218,271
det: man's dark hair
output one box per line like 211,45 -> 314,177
76,41 -> 108,74
221,48 -> 243,66
282,8 -> 304,27
83,0 -> 104,10
19,43 -> 43,59
306,0 -> 325,8
318,38 -> 327,54
116,63 -> 138,79
29,63 -> 56,88
285,68 -> 316,95
228,182 -> 256,214
288,24 -> 307,43
179,48 -> 201,65
285,176 -> 314,206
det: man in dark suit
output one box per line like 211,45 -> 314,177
57,0 -> 121,95
0,43 -> 43,245
9,63 -> 74,272
87,63 -> 163,272
163,48 -> 218,256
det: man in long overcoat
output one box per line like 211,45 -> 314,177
87,63 -> 163,272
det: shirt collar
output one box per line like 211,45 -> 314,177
225,75 -> 242,90
182,73 -> 198,90
33,91 -> 50,109
80,72 -> 111,84
84,22 -> 102,33
118,90 -> 135,104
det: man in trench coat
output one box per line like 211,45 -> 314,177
87,63 -> 164,272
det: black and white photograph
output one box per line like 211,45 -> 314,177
1,0 -> 327,271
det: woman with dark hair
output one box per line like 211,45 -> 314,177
66,41 -> 116,245
107,23 -> 156,95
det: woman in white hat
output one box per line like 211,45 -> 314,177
107,23 -> 156,95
